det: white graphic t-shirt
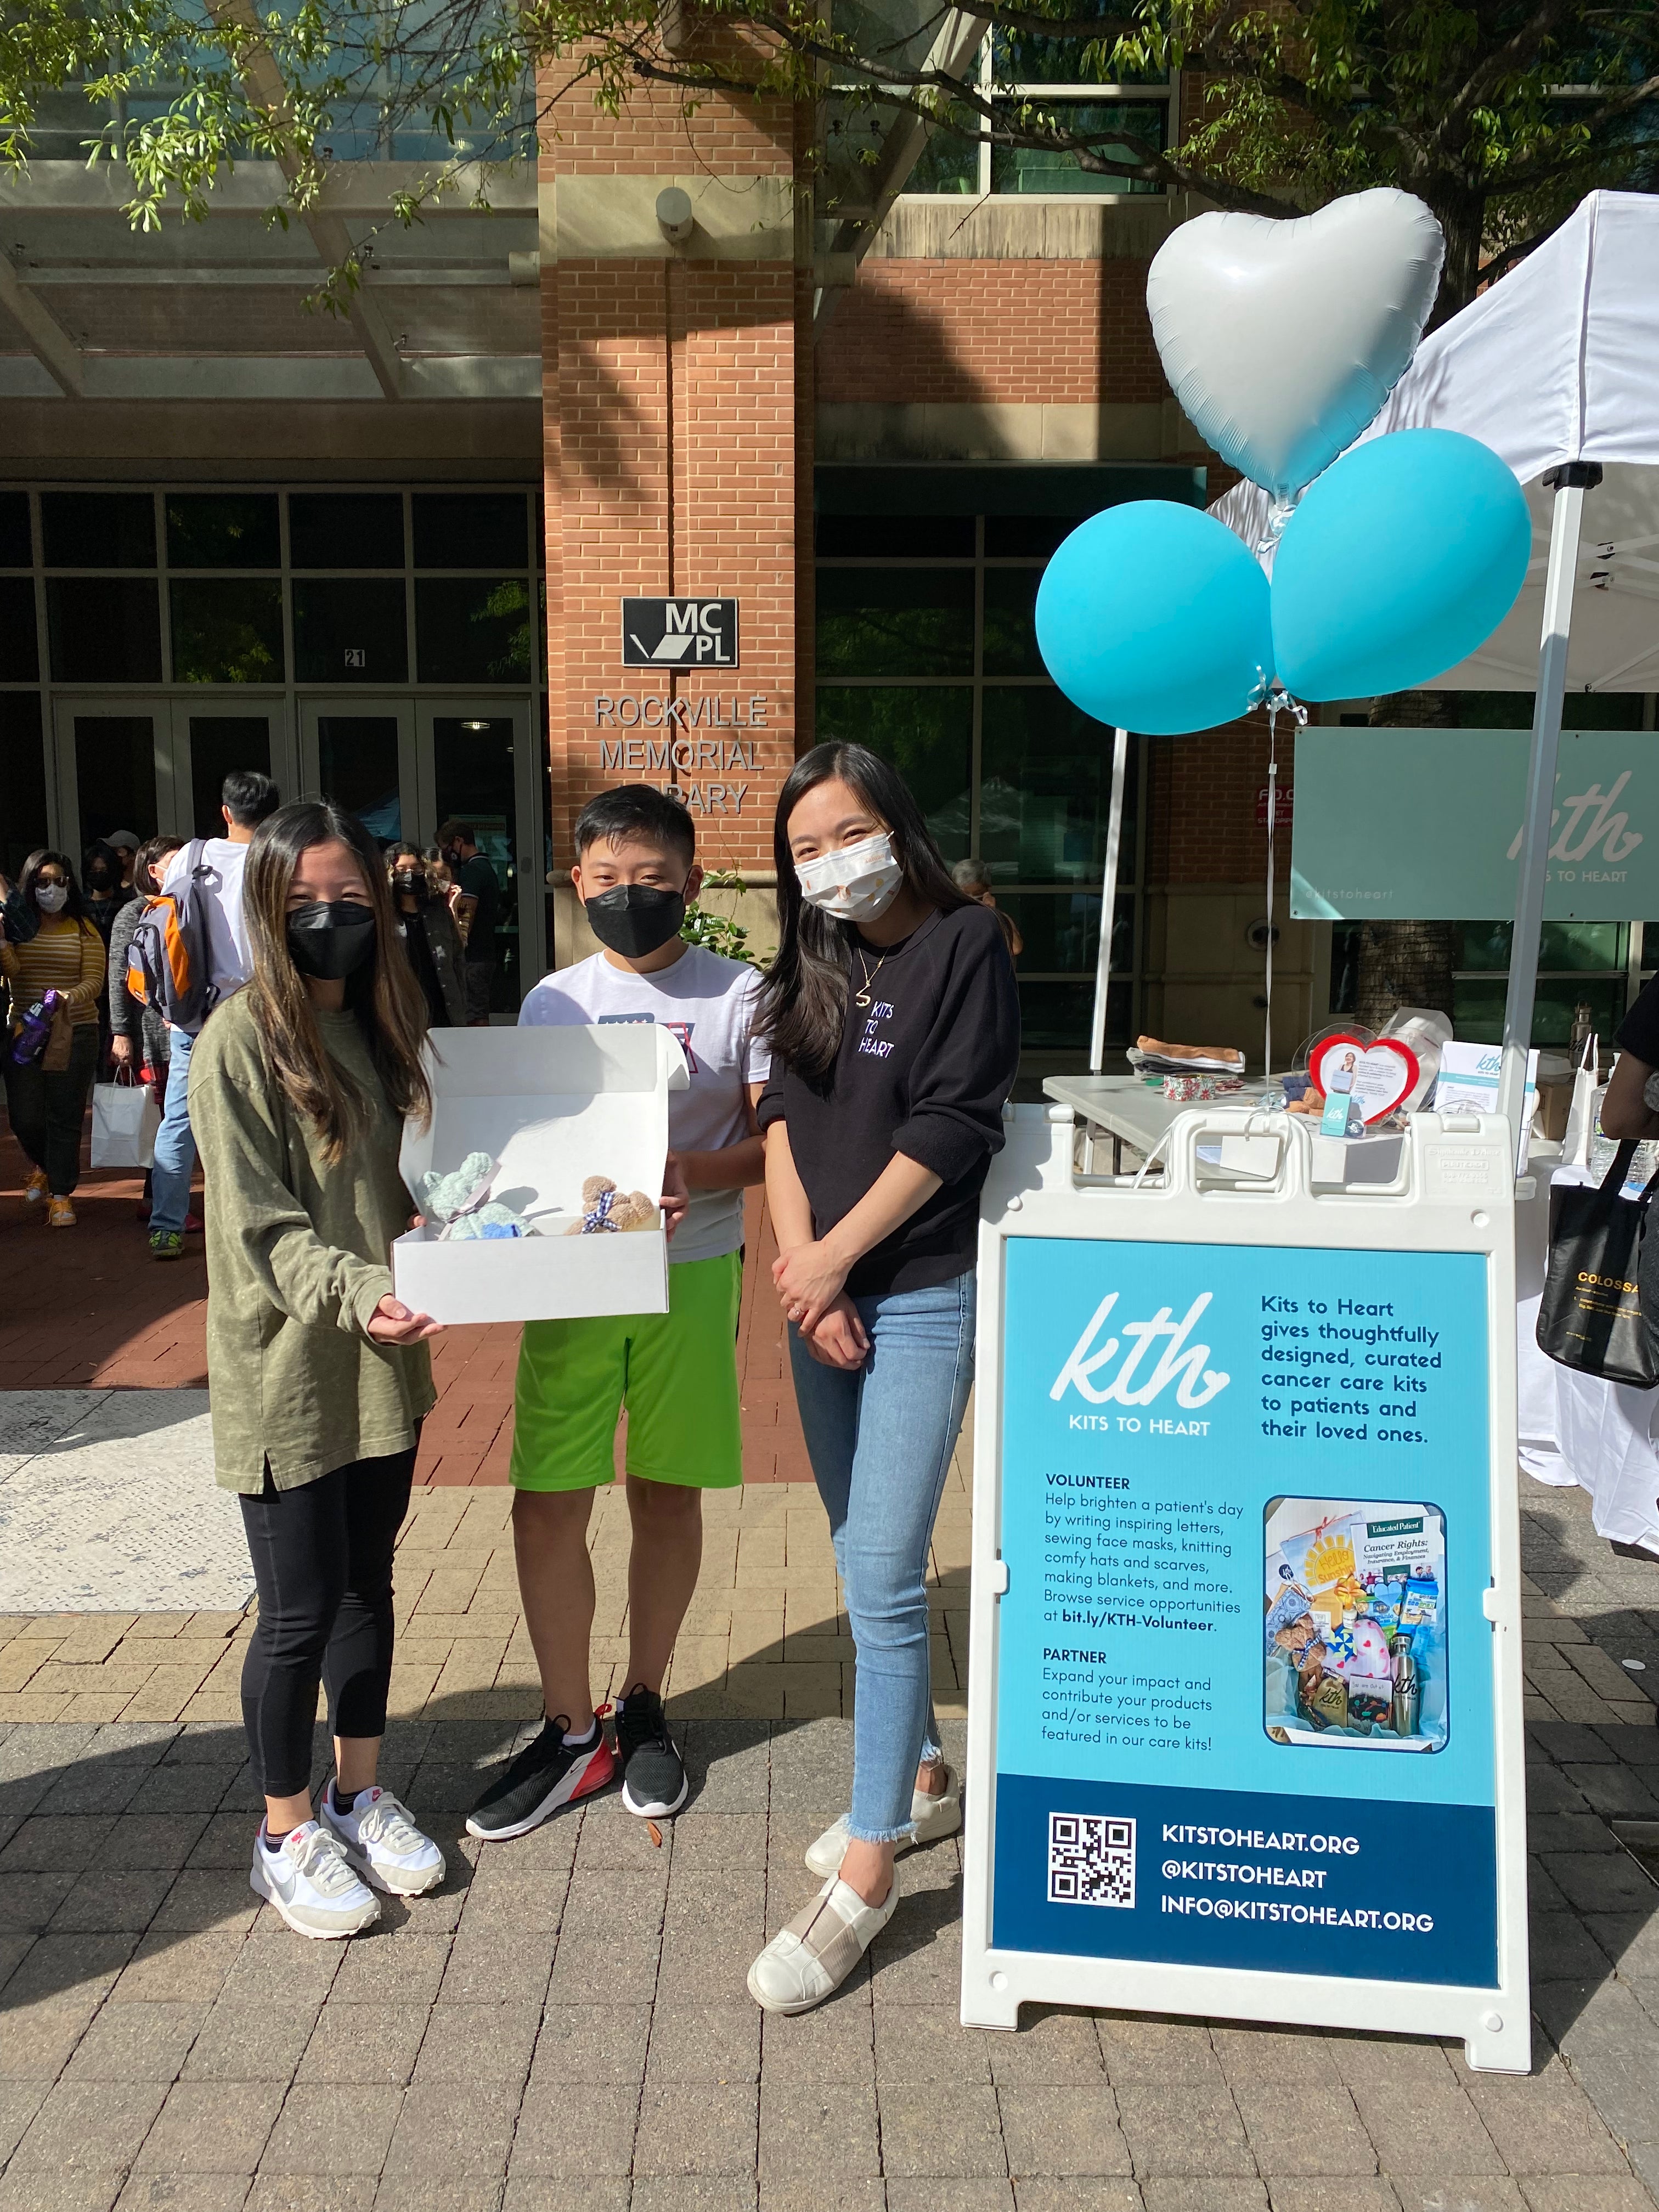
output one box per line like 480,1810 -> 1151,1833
518,943 -> 770,1265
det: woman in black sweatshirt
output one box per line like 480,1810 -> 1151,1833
747,741 -> 1020,2015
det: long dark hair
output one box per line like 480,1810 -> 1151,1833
20,849 -> 88,924
242,801 -> 432,1162
757,742 -> 967,1082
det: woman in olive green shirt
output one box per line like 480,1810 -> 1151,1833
191,798 -> 447,1940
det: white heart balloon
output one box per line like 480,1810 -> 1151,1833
1147,188 -> 1444,502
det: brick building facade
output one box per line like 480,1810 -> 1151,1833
534,63 -> 1322,1060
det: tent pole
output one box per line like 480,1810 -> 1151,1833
1088,725 -> 1130,1075
1497,461 -> 1602,1143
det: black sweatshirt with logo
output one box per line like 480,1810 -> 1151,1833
757,901 -> 1022,1296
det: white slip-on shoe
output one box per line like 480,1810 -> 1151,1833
747,1876 -> 898,2015
250,1819 -> 380,1939
804,1765 -> 963,1878
320,1785 -> 446,1896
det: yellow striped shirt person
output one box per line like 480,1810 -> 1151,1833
1,850 -> 106,1226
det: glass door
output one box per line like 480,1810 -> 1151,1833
176,707 -> 281,838
299,698 -> 417,848
52,697 -> 166,860
416,702 -> 540,1012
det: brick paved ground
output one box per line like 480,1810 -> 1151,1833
1,1463 -> 1658,2209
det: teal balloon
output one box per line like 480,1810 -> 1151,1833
1035,501 -> 1273,736
1271,428 -> 1531,699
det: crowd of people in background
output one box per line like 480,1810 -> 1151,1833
0,782 -> 503,1245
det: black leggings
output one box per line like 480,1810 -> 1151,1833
3,1023 -> 100,1195
239,1446 -> 417,1797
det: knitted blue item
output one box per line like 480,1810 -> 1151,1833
443,1201 -> 528,1242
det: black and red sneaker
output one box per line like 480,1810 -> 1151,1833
614,1683 -> 689,1819
465,1712 -> 614,1841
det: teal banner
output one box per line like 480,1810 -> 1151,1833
1291,728 -> 1659,922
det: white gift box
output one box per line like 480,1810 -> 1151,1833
393,1023 -> 689,1325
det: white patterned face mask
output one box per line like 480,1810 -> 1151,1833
795,831 -> 903,925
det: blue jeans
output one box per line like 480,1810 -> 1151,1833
788,1268 -> 975,1842
149,1025 -> 196,1235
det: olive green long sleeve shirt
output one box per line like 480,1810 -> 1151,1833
189,990 -> 435,1494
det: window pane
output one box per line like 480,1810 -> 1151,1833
289,493 -> 404,570
292,578 -> 408,684
980,689 -> 1131,881
816,686 -> 973,858
904,125 -> 980,193
0,693 -> 47,878
42,492 -> 155,569
816,568 -> 974,676
413,493 -> 529,570
171,578 -> 285,683
0,577 -> 38,680
1019,978 -> 1121,1050
983,567 -> 1045,675
318,716 -> 402,843
190,717 -> 273,838
166,493 -> 280,570
0,492 -> 31,568
74,715 -> 159,851
46,578 -> 162,682
1568,694 -> 1646,731
415,578 -> 533,683
1453,975 -> 1626,1048
985,515 -> 1086,556
434,716 -> 521,1011
1454,921 -> 1628,974
993,12 -> 1168,82
1454,693 -> 1532,728
991,99 -> 1166,194
816,513 -> 975,558
1541,922 -> 1626,970
997,888 -> 1135,974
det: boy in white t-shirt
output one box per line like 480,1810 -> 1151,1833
468,785 -> 769,1839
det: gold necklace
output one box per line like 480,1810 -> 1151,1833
853,947 -> 889,1009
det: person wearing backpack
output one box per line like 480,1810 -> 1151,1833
147,769 -> 280,1261
109,836 -> 182,1224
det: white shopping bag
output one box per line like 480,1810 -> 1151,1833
91,1074 -> 161,1170
1559,1033 -> 1599,1169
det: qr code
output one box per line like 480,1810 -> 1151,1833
1048,1813 -> 1136,1908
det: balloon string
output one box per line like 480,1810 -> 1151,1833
1264,712 -> 1278,1087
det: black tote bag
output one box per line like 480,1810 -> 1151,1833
1538,1139 -> 1659,1387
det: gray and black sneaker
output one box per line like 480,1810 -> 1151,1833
465,1712 -> 615,1841
614,1683 -> 689,1819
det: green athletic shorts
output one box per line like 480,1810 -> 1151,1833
511,1248 -> 743,1493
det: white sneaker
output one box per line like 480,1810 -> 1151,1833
804,1765 -> 963,1878
319,1785 -> 445,1896
250,1819 -> 380,1939
748,1876 -> 898,2014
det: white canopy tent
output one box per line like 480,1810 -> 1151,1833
1214,189 -> 1659,1127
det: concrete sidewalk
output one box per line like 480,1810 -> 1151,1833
2,1465 -> 1659,2210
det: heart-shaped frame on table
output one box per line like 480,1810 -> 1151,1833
1307,1032 -> 1420,1126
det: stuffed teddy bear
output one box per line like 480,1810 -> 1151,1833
417,1152 -> 495,1226
566,1175 -> 658,1235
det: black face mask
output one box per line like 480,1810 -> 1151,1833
286,900 -> 377,981
584,884 -> 686,959
392,868 -> 430,904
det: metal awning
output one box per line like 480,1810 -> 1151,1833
0,160 -> 539,403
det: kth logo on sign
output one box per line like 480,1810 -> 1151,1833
1049,1292 -> 1231,1409
623,597 -> 739,669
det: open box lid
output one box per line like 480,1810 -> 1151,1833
399,1024 -> 690,1226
